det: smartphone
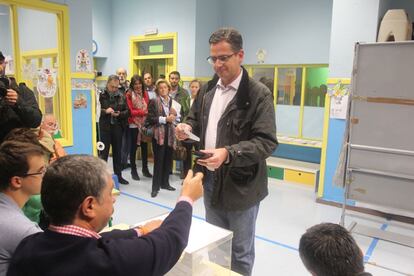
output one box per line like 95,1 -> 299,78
193,150 -> 212,159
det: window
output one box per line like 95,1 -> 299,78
246,64 -> 328,145
0,1 -> 72,146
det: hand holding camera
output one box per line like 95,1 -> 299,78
0,77 -> 18,106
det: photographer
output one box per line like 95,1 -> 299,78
0,51 -> 42,142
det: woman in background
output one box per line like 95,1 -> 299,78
145,79 -> 179,197
182,79 -> 202,178
125,75 -> 152,181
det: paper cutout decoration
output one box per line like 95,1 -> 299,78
4,55 -> 14,75
37,68 -> 57,98
73,92 -> 87,109
75,49 -> 92,72
328,80 -> 350,120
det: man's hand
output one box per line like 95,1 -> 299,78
196,148 -> 229,169
137,219 -> 163,235
181,170 -> 203,202
175,123 -> 192,140
105,107 -> 114,114
5,89 -> 18,106
166,114 -> 176,123
111,111 -> 120,117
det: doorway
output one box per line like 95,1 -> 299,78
129,32 -> 177,79
138,59 -> 167,80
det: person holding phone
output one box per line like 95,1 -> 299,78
98,75 -> 130,185
176,28 -> 278,276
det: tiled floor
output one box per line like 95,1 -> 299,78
111,163 -> 414,275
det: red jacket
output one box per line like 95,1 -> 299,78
125,90 -> 149,125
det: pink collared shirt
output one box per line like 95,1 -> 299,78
49,224 -> 101,239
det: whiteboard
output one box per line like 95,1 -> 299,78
346,42 -> 414,212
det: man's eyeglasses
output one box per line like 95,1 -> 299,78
206,53 -> 237,65
23,167 -> 47,177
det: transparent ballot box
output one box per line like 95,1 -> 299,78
136,214 -> 234,276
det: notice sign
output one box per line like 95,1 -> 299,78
328,80 -> 350,120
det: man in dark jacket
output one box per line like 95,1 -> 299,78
98,75 -> 130,184
8,154 -> 204,276
176,28 -> 278,276
0,51 -> 42,142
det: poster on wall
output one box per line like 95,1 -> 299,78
75,49 -> 92,72
328,81 -> 350,120
4,55 -> 14,75
73,91 -> 88,109
37,68 -> 57,98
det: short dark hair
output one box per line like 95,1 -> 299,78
169,71 -> 180,79
0,141 -> 44,191
209,27 -> 243,52
107,74 -> 120,84
129,74 -> 144,90
0,51 -> 5,62
299,223 -> 365,276
41,155 -> 110,225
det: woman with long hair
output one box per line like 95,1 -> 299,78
125,74 -> 152,181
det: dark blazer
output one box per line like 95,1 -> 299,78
185,67 -> 278,211
7,201 -> 193,276
99,89 -> 129,131
0,82 -> 42,142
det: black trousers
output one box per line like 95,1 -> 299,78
129,128 -> 149,170
152,134 -> 173,193
121,127 -> 130,165
183,142 -> 193,177
99,124 -> 123,175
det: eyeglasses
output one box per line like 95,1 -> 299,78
206,53 -> 237,65
23,166 -> 47,177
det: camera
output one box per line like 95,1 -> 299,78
0,76 -> 9,98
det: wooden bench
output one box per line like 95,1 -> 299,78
267,156 -> 320,186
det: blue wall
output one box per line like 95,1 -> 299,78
65,89 -> 94,155
273,144 -> 321,164
92,0 -> 334,77
222,0 -> 333,65
108,0 -> 197,77
194,0 -> 222,77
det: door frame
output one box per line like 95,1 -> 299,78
129,32 -> 177,78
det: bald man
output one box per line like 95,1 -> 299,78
116,68 -> 129,94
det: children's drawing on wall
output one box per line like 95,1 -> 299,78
73,92 -> 87,109
328,80 -> 350,120
4,55 -> 14,75
71,79 -> 94,90
75,49 -> 92,72
37,68 -> 57,98
22,63 -> 37,80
